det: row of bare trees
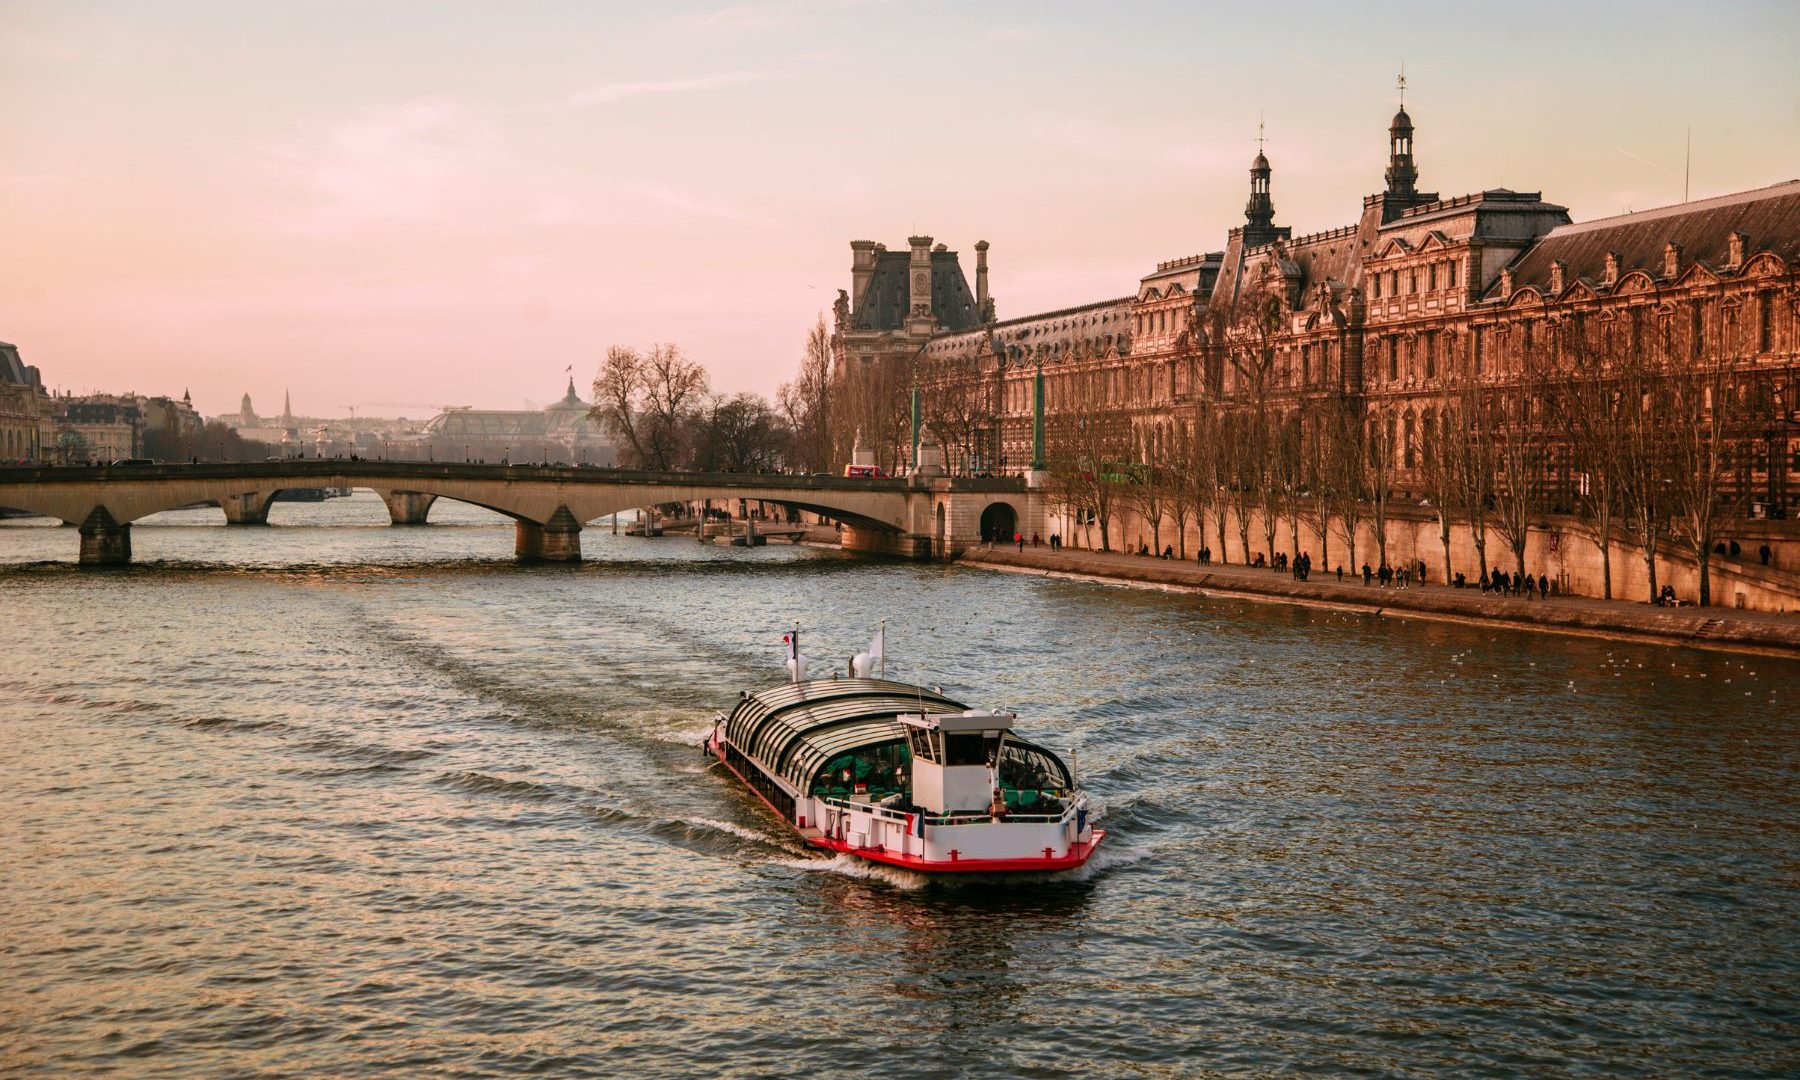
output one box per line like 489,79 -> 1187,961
590,343 -> 789,473
1039,292 -> 1781,606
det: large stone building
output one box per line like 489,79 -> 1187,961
0,342 -> 49,463
834,100 -> 1800,605
419,379 -> 615,465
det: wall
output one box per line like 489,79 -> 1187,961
1053,501 -> 1800,613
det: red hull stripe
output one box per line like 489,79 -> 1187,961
710,737 -> 1104,874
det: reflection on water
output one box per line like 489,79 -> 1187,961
1,491 -> 1796,1076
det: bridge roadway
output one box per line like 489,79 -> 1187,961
0,461 -> 1041,566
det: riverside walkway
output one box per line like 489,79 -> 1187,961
959,544 -> 1800,660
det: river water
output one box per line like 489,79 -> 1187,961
2,492 -> 1796,1077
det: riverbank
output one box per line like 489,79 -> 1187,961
958,544 -> 1800,659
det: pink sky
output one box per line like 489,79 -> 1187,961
3,1 -> 1797,419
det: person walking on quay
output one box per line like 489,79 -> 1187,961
1016,532 -> 1025,552
1524,574 -> 1536,600
1336,564 -> 1344,583
1362,563 -> 1373,586
1761,543 -> 1772,566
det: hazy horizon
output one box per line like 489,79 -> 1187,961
4,0 -> 1797,419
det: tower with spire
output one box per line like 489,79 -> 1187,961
1378,67 -> 1437,222
1242,116 -> 1290,248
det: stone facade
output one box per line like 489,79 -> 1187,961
0,342 -> 49,463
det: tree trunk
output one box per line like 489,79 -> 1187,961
1438,512 -> 1453,586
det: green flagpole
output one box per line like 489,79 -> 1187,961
1031,358 -> 1045,471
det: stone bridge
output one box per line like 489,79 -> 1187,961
0,461 -> 1047,566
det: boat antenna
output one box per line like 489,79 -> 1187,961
880,618 -> 887,680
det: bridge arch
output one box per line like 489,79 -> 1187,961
979,501 -> 1018,543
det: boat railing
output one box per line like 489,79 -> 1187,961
820,793 -> 1085,828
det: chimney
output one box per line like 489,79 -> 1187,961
1549,261 -> 1565,295
1663,241 -> 1682,279
1602,252 -> 1619,288
849,240 -> 877,314
974,240 -> 991,320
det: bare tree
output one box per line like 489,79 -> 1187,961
1328,407 -> 1366,574
778,316 -> 834,473
693,393 -> 788,473
1489,325 -> 1553,582
591,345 -> 648,466
1418,397 -> 1461,586
1164,419 -> 1200,560
1046,369 -> 1131,552
1366,410 -> 1396,572
1555,311 -> 1630,599
920,350 -> 997,476
1663,328 -> 1739,606
1449,365 -> 1495,584
1301,402 -> 1338,574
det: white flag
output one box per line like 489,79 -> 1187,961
867,626 -> 884,663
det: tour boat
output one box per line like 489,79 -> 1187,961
705,627 -> 1103,874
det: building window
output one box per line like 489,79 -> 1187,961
1424,332 -> 1436,379
1373,275 -> 1382,300
1473,326 -> 1485,375
1691,303 -> 1705,360
1389,271 -> 1399,296
1448,260 -> 1458,288
1758,292 -> 1774,353
1428,264 -> 1438,291
1409,270 -> 1418,294
1387,337 -> 1398,381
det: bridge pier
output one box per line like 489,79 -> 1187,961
220,492 -> 274,525
380,490 -> 437,525
78,506 -> 131,566
515,506 -> 582,562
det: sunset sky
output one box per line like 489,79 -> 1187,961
4,0 -> 1797,419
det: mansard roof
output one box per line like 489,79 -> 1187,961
0,343 -> 28,385
850,249 -> 983,333
923,296 -> 1133,362
1490,179 -> 1800,300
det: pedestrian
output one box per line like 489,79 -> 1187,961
1336,565 -> 1343,582
1016,532 -> 1025,553
1362,563 -> 1373,586
1524,574 -> 1535,600
1760,543 -> 1772,566
1538,573 -> 1549,597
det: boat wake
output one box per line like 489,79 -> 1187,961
771,853 -> 933,891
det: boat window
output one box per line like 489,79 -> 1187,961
997,742 -> 1071,791
906,725 -> 939,763
943,733 -> 987,767
812,741 -> 911,798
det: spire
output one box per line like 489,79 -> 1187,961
281,389 -> 293,423
1385,68 -> 1418,200
1243,117 -> 1278,246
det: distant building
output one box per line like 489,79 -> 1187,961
422,379 -> 615,464
0,342 -> 49,463
56,396 -> 141,463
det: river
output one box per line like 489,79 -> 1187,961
2,492 -> 1796,1077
